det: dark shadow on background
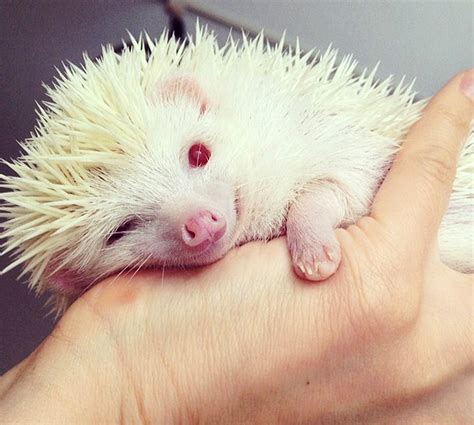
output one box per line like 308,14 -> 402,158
0,0 -> 170,374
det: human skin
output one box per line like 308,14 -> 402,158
0,70 -> 472,425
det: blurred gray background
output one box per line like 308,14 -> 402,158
0,0 -> 472,374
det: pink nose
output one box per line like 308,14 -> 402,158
182,210 -> 227,248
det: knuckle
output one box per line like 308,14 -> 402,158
433,103 -> 470,132
411,143 -> 457,187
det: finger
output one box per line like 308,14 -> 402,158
372,70 -> 473,246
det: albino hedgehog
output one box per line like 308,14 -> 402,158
1,27 -> 472,313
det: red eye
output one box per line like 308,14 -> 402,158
188,143 -> 211,168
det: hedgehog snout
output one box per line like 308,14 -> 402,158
181,209 -> 227,250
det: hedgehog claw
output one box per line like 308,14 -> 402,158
325,247 -> 336,261
297,262 -> 306,274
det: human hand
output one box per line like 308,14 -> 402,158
1,71 -> 472,424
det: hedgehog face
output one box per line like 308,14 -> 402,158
95,170 -> 238,277
43,76 -> 241,296
101,151 -> 239,270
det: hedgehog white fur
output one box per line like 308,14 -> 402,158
1,25 -> 472,312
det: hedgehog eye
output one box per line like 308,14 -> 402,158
188,142 -> 211,168
106,218 -> 139,245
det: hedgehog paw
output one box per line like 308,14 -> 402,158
287,226 -> 341,282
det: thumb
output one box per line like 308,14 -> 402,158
371,70 -> 473,251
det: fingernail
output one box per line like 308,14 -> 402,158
460,71 -> 474,102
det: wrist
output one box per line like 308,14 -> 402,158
55,286 -> 187,424
0,299 -> 123,423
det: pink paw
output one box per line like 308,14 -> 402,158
287,228 -> 341,282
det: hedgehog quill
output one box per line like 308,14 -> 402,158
1,27 -> 472,313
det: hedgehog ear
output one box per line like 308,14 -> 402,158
150,75 -> 208,114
